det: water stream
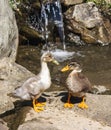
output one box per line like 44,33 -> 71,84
27,0 -> 66,50
17,44 -> 111,93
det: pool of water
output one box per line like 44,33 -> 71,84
16,44 -> 111,92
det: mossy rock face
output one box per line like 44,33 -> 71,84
21,26 -> 42,38
19,25 -> 43,45
13,0 -> 43,45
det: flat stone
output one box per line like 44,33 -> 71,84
16,91 -> 111,130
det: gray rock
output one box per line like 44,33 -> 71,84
18,120 -> 59,130
0,0 -> 18,61
15,91 -> 111,130
72,2 -> 102,29
64,2 -> 111,45
0,0 -> 34,115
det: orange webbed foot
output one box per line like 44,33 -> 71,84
78,102 -> 88,109
64,103 -> 74,108
78,97 -> 88,109
33,99 -> 46,112
35,102 -> 46,107
64,93 -> 74,108
33,106 -> 44,112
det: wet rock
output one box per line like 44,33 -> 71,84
14,0 -> 43,45
92,85 -> 110,94
66,33 -> 86,45
20,26 -> 43,44
0,0 -> 18,61
64,2 -> 111,45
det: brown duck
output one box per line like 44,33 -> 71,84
61,62 -> 92,109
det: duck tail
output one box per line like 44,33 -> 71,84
7,86 -> 21,98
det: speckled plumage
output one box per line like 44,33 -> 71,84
61,62 -> 92,109
66,70 -> 92,97
13,52 -> 58,101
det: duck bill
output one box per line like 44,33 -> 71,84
61,65 -> 70,72
52,59 -> 59,65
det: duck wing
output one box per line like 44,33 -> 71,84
13,76 -> 45,100
76,73 -> 92,92
67,72 -> 92,93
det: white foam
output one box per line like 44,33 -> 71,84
42,49 -> 75,62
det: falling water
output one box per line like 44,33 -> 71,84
57,0 -> 66,50
24,0 -> 74,61
40,0 -> 66,50
14,0 -> 73,61
39,0 -> 76,61
26,0 -> 66,50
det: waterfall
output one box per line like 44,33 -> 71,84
26,0 -> 66,50
40,0 -> 66,50
40,1 -> 76,62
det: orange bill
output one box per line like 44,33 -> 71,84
61,65 -> 70,72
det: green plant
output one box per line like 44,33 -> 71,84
85,0 -> 111,8
9,0 -> 22,15
9,0 -> 20,10
85,0 -> 111,21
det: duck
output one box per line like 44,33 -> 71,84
13,52 -> 59,112
61,62 -> 92,109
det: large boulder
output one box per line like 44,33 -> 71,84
0,0 -> 35,114
0,0 -> 18,61
64,2 -> 111,45
9,91 -> 111,130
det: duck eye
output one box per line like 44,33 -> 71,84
48,55 -> 52,58
69,65 -> 73,68
69,63 -> 74,67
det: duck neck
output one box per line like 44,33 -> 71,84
40,61 -> 50,77
71,69 -> 82,74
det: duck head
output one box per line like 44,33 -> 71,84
41,52 -> 59,65
61,62 -> 82,72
